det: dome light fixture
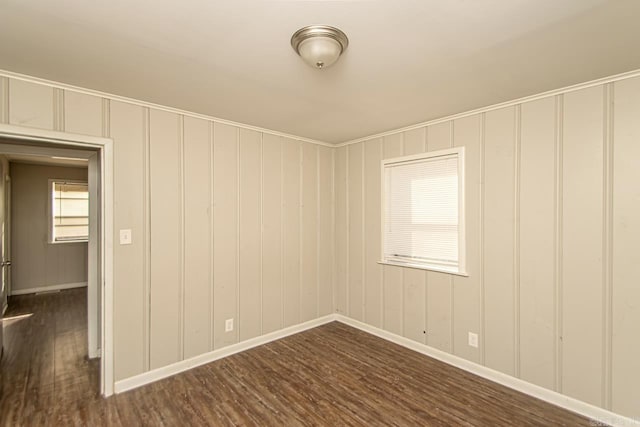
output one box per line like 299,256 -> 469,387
291,25 -> 349,70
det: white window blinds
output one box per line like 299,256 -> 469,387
383,149 -> 464,273
52,181 -> 89,242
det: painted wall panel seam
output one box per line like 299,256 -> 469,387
316,145 -> 321,318
361,143 -> 366,322
554,94 -> 564,393
208,121 -> 215,351
298,145 -> 303,325
514,104 -> 522,378
0,77 -> 8,123
236,127 -> 241,344
602,83 -> 614,409
143,107 -> 151,371
179,115 -> 185,361
260,133 -> 265,334
346,146 -> 350,317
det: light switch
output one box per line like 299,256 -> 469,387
119,229 -> 132,245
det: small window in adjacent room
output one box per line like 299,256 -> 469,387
381,147 -> 466,275
49,180 -> 89,243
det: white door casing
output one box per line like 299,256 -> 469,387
0,124 -> 114,396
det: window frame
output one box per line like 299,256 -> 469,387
379,146 -> 467,276
48,178 -> 90,244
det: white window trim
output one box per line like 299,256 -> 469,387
48,178 -> 89,244
380,146 -> 467,276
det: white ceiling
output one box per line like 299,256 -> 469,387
1,0 -> 639,143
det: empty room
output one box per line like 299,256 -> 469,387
0,1 -> 639,425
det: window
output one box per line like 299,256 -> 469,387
381,147 -> 466,275
50,180 -> 89,243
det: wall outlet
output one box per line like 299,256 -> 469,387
119,229 -> 132,245
468,332 -> 478,348
225,318 -> 234,332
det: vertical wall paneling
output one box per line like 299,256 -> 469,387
262,136 -> 266,332
381,133 -> 404,335
348,143 -> 364,321
282,139 -> 301,327
364,139 -> 383,327
452,115 -> 481,364
518,97 -> 556,390
64,91 -> 103,136
213,123 -> 239,349
239,129 -> 263,341
332,73 -> 640,420
514,106 -> 521,377
208,122 -> 215,349
562,86 -> 604,407
477,116 -> 484,364
183,116 -> 211,358
8,79 -> 54,130
261,135 -> 283,333
149,109 -> 182,369
611,77 -> 640,419
301,143 -> 319,322
483,106 -> 517,375
402,128 -> 427,344
0,77 -> 8,123
142,108 -> 151,370
331,148 -> 337,313
554,95 -> 563,392
425,122 -> 454,352
318,146 -> 334,316
10,69 -> 640,420
316,147 -> 321,318
346,145 -> 350,317
102,99 -> 110,137
335,146 -> 348,314
361,143 -> 365,324
237,134 -> 241,343
602,83 -> 613,410
109,101 -> 146,380
53,88 -> 64,131
179,116 -> 186,361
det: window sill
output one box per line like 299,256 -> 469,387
377,260 -> 469,277
49,240 -> 89,245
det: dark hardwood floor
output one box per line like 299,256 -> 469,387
1,289 -> 596,426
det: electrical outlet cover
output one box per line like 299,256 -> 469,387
468,332 -> 478,348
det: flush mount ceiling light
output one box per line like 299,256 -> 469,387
291,25 -> 349,70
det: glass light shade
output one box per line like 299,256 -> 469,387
297,36 -> 343,69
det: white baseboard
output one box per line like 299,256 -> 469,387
114,314 -> 337,394
10,281 -> 88,296
334,315 -> 639,427
111,313 -> 637,426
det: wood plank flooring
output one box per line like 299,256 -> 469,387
1,289 -> 597,426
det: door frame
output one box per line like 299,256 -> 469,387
0,123 -> 114,396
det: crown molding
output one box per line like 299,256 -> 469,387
335,68 -> 640,147
5,67 -> 640,148
0,69 -> 333,147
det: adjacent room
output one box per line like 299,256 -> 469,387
0,1 -> 639,425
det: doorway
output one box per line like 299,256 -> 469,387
0,124 -> 113,396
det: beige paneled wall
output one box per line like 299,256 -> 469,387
0,76 -> 335,384
335,77 -> 640,418
3,69 -> 640,419
10,162 -> 88,293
